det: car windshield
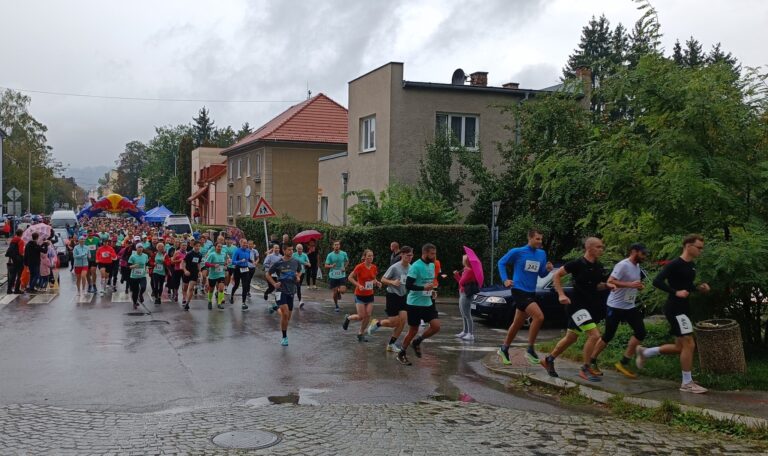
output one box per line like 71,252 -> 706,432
167,223 -> 191,234
51,219 -> 76,228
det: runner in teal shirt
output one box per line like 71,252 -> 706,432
324,240 -> 349,311
206,244 -> 228,309
398,244 -> 440,366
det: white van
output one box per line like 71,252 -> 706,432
163,214 -> 192,234
50,209 -> 78,267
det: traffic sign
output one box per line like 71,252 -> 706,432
251,196 -> 277,219
7,187 -> 21,201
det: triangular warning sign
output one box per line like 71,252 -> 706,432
251,196 -> 277,219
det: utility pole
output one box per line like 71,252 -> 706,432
0,127 -> 6,215
490,201 -> 501,285
28,148 -> 32,214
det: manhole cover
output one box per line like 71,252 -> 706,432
212,430 -> 281,449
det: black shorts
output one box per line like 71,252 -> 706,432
88,260 -> 97,268
385,293 -> 406,317
277,292 -> 294,311
511,289 -> 538,311
406,304 -> 438,327
98,263 -> 111,271
182,272 -> 199,283
354,294 -> 374,304
208,278 -> 224,288
566,297 -> 601,333
602,306 -> 646,343
329,278 -> 346,289
665,303 -> 694,337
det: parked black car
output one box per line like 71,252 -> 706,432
470,272 -> 608,328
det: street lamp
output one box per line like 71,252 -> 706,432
490,201 -> 501,285
28,147 -> 32,214
0,126 -> 7,215
341,171 -> 349,226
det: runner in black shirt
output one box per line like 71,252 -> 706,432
182,241 -> 203,311
542,238 -> 612,381
637,234 -> 711,394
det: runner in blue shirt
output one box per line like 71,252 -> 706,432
497,229 -> 553,366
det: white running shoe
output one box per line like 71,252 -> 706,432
455,332 -> 466,338
461,333 -> 475,341
680,381 -> 708,394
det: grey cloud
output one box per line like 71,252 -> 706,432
510,62 -> 561,89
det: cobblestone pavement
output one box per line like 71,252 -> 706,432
1,401 -> 765,455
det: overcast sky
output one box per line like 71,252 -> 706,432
2,0 -> 766,171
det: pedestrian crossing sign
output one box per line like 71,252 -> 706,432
251,196 -> 277,219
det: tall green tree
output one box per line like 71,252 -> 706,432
192,106 -> 215,147
236,122 -> 253,141
114,140 -> 147,197
212,126 -> 236,148
418,134 -> 467,210
176,135 -> 194,214
140,124 -> 194,212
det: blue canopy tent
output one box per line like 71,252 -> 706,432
144,205 -> 172,223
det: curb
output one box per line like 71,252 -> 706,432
481,354 -> 768,429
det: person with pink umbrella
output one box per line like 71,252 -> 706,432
454,248 -> 482,341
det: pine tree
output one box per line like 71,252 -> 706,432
236,122 -> 253,141
683,37 -> 704,67
672,40 -> 684,66
609,23 -> 629,68
563,14 -> 612,84
212,126 -> 236,148
192,106 -> 215,147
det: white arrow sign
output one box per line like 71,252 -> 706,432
7,187 -> 21,201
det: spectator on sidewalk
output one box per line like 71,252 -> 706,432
24,232 -> 46,293
389,241 -> 401,266
454,255 -> 479,341
5,229 -> 25,294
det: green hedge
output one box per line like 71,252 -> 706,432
236,216 -> 489,291
193,224 -> 227,232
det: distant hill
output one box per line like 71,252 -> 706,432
65,166 -> 112,190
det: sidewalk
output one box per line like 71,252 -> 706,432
482,347 -> 768,428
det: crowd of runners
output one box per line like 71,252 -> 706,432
5,216 -> 714,393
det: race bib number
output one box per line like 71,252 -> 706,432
364,281 -> 374,290
625,289 -> 638,305
274,291 -> 282,301
400,275 -> 407,284
240,267 -> 249,273
329,269 -> 344,279
421,290 -> 433,297
572,309 -> 592,326
676,314 -> 693,335
216,266 -> 224,273
192,257 -> 200,263
133,267 -> 145,276
524,260 -> 540,273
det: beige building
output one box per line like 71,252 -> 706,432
221,94 -> 348,223
187,147 -> 228,225
318,62 -> 563,225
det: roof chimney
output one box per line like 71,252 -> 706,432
574,67 -> 593,109
502,82 -> 520,89
469,71 -> 488,87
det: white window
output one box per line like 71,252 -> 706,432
246,156 -> 251,177
245,196 -> 250,215
228,161 -> 233,180
237,195 -> 242,215
361,116 -> 376,152
320,197 -> 328,222
228,196 -> 233,215
237,158 -> 242,178
255,153 -> 261,178
436,113 -> 478,149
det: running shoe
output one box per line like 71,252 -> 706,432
229,295 -> 234,305
461,333 -> 475,341
680,381 -> 708,394
357,334 -> 369,342
635,346 -> 646,369
412,341 -> 422,358
280,337 -> 289,346
524,349 -> 540,365
217,304 -> 224,310
183,304 -> 190,311
367,319 -> 379,335
342,314 -> 350,330
614,362 -> 638,379
540,356 -> 558,377
386,343 -> 403,352
588,363 -> 604,377
497,347 -> 511,365
299,301 -> 305,310
242,304 -> 248,311
334,306 -> 340,313
579,366 -> 601,382
396,351 -> 412,366
207,302 -> 212,310
455,332 -> 466,338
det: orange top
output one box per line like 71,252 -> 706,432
433,259 -> 441,287
352,262 -> 378,297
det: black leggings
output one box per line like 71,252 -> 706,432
130,277 -> 147,304
109,261 -> 119,286
306,260 -> 318,286
601,306 -> 647,344
151,273 -> 165,298
231,269 -> 252,303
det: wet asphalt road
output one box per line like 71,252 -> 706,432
0,269 -> 572,415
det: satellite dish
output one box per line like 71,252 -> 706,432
245,185 -> 252,197
451,68 -> 466,85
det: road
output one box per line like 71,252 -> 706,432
0,269 -> 763,454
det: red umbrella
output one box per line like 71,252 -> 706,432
293,229 -> 323,244
463,246 -> 484,287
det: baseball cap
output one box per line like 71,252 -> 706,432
630,243 -> 649,254
133,235 -> 141,242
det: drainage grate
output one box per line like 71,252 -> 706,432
212,430 -> 281,449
